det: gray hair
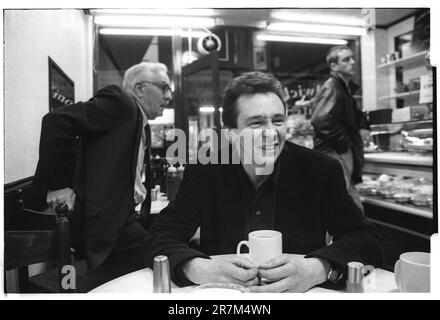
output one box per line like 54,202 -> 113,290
122,62 -> 168,91
326,46 -> 351,67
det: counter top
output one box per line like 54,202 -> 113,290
364,152 -> 432,167
361,196 -> 433,219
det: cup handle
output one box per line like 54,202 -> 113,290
394,259 -> 401,290
236,240 -> 249,257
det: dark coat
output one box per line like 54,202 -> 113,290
34,85 -> 150,268
143,142 -> 382,287
311,72 -> 370,184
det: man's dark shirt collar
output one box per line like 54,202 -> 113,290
238,154 -> 281,234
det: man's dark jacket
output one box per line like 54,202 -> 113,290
311,71 -> 369,184
34,85 -> 150,268
143,142 -> 382,287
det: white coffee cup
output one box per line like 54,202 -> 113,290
394,251 -> 430,292
236,230 -> 282,265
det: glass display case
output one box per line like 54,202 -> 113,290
359,12 -> 435,270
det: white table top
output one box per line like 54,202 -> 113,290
150,196 -> 169,214
90,255 -> 397,294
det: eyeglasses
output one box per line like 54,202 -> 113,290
137,80 -> 172,95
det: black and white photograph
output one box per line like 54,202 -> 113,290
1,1 -> 438,302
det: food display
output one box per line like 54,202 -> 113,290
286,115 -> 314,149
411,193 -> 433,207
356,174 -> 433,208
401,128 -> 433,152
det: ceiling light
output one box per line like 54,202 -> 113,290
267,22 -> 367,36
99,28 -> 207,38
199,107 -> 215,113
94,16 -> 215,28
100,28 -> 175,36
256,34 -> 348,45
271,11 -> 365,27
90,9 -> 216,16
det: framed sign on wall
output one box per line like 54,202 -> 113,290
48,57 -> 75,111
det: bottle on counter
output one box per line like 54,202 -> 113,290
177,164 -> 185,180
346,261 -> 365,293
153,255 -> 171,293
166,166 -> 180,201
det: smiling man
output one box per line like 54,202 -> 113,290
34,62 -> 172,291
229,90 -> 287,182
143,71 -> 382,293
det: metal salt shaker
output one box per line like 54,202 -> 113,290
153,255 -> 171,293
346,261 -> 364,293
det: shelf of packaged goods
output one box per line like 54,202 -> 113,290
361,196 -> 432,219
377,51 -> 429,69
378,90 -> 420,101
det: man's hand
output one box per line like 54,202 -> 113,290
47,187 -> 76,211
183,256 -> 259,287
359,129 -> 371,144
248,254 -> 330,293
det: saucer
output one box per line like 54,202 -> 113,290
195,283 -> 250,293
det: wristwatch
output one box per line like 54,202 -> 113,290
327,263 -> 343,283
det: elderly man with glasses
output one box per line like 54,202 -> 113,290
34,62 -> 172,291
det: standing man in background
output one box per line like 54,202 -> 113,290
311,46 -> 370,211
34,62 -> 172,291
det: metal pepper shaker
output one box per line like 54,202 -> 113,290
346,261 -> 364,293
153,255 -> 171,293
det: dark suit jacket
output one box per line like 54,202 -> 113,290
311,72 -> 370,184
143,142 -> 383,287
34,85 -> 150,267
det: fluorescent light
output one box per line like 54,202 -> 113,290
256,34 -> 348,45
100,28 -> 175,36
199,107 -> 215,113
90,9 -> 216,16
267,22 -> 367,36
94,16 -> 215,28
99,28 -> 207,38
271,11 -> 364,27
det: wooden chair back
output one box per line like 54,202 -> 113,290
4,203 -> 74,293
